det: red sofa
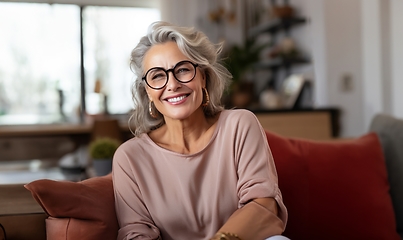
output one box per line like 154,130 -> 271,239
23,114 -> 403,240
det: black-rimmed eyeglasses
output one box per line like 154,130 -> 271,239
142,60 -> 199,90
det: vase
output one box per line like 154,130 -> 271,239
92,158 -> 112,176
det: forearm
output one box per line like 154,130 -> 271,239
212,198 -> 285,240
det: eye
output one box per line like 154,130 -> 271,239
175,67 -> 190,74
151,73 -> 165,80
175,62 -> 193,75
148,69 -> 166,81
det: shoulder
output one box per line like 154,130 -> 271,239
114,134 -> 150,159
216,109 -> 263,138
220,109 -> 259,125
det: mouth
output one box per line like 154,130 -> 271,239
165,94 -> 190,103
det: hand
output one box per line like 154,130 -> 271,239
210,232 -> 242,240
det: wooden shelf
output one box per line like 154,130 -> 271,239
249,16 -> 307,37
253,56 -> 310,70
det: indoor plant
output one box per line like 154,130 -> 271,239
222,37 -> 269,108
89,137 -> 120,176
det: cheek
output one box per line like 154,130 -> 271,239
145,87 -> 161,102
190,81 -> 204,99
195,85 -> 204,103
200,71 -> 206,87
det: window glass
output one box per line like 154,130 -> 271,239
0,3 -> 81,124
83,6 -> 160,115
0,3 -> 160,125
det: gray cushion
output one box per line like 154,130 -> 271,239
370,114 -> 403,238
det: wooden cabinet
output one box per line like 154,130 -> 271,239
254,108 -> 340,140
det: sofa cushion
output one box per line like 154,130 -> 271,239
266,131 -> 399,240
370,114 -> 403,238
24,174 -> 118,240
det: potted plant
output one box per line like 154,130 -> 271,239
222,37 -> 269,108
89,137 -> 120,176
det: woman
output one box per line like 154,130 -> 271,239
112,21 -> 288,240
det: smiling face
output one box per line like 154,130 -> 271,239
143,41 -> 206,121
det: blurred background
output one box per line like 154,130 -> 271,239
0,0 -> 402,137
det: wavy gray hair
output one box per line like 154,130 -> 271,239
129,21 -> 232,137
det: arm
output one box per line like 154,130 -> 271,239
212,198 -> 285,240
212,110 -> 288,240
112,146 -> 161,240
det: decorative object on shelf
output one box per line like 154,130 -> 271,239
259,86 -> 281,109
59,146 -> 89,182
269,0 -> 295,19
208,0 -> 237,24
222,37 -> 269,108
245,1 -> 311,109
89,137 -> 120,176
279,74 -> 305,109
268,37 -> 299,60
87,78 -> 109,116
224,37 -> 268,83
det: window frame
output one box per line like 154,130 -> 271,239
0,0 -> 159,8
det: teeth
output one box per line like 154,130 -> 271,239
167,95 -> 186,103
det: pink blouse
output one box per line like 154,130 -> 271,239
112,109 -> 287,240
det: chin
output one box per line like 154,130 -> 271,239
164,108 -> 201,120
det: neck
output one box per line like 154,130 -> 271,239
153,108 -> 218,154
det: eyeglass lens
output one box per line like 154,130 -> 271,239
145,61 -> 196,89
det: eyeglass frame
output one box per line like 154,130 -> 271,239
141,60 -> 199,90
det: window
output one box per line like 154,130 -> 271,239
0,1 -> 160,125
83,6 -> 159,115
0,3 -> 81,124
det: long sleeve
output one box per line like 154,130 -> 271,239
214,110 -> 287,239
112,148 -> 161,240
233,110 -> 287,222
217,198 -> 285,239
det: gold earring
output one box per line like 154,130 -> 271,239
149,101 -> 158,118
202,87 -> 210,107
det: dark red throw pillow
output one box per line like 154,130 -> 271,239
25,174 -> 118,240
265,131 -> 399,240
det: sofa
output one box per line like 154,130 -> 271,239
1,113 -> 402,240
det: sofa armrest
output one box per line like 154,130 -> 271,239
370,114 -> 403,238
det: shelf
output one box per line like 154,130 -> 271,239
253,56 -> 310,70
248,16 -> 307,37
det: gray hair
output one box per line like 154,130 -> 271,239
129,21 -> 232,137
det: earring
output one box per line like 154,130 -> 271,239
149,101 -> 158,118
202,87 -> 210,107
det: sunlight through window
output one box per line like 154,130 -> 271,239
0,2 -> 160,125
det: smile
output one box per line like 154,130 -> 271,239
166,95 -> 188,103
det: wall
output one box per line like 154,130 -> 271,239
293,0 -> 403,137
390,0 -> 403,118
160,0 -> 244,46
289,0 -> 364,137
159,0 -> 403,137
324,0 -> 364,137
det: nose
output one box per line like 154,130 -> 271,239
166,71 -> 181,91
